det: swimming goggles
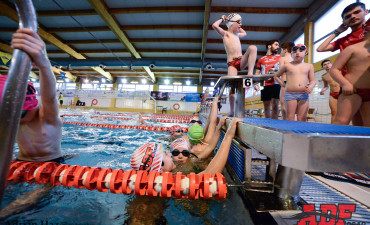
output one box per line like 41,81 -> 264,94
175,129 -> 184,133
171,149 -> 198,158
230,19 -> 242,24
292,45 -> 307,52
190,120 -> 202,125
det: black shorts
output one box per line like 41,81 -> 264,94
16,156 -> 65,164
60,100 -> 63,105
261,84 -> 281,101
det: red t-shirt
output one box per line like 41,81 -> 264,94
330,19 -> 370,75
256,54 -> 281,86
331,20 -> 370,51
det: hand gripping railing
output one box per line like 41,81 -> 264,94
0,0 -> 38,206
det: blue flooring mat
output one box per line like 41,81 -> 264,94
241,118 -> 370,135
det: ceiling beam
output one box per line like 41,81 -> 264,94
63,38 -> 266,45
47,49 -> 265,55
211,7 -> 307,14
0,1 -> 86,60
52,67 -> 76,80
0,42 -> 12,53
38,9 -> 97,17
87,0 -> 155,82
45,25 -> 288,33
91,67 -> 113,81
200,0 -> 211,84
110,6 -> 204,14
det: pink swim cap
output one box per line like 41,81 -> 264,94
0,75 -> 39,111
170,138 -> 190,151
169,125 -> 182,135
131,142 -> 164,172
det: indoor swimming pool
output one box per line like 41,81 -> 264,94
1,110 -> 253,224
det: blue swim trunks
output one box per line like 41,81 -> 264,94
284,91 -> 309,102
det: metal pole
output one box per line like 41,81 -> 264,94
0,0 -> 37,206
274,166 -> 305,200
234,80 -> 245,118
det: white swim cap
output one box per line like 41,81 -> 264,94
226,13 -> 242,28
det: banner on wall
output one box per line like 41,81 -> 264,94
0,51 -> 12,65
150,91 -> 168,100
185,93 -> 201,102
168,92 -> 186,101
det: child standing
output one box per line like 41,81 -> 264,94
274,44 -> 316,121
212,13 -> 257,117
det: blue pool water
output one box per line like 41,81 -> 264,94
1,111 -> 253,224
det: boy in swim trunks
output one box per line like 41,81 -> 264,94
278,42 -> 294,120
274,44 -> 316,121
319,60 -> 341,123
212,13 -> 257,117
329,31 -> 370,127
0,28 -> 63,163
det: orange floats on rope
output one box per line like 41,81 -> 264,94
7,161 -> 227,200
91,99 -> 98,105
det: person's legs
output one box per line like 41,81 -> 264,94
227,66 -> 238,117
328,96 -> 338,124
240,45 -> 257,75
296,100 -> 309,121
263,100 -> 271,118
271,98 -> 280,119
280,86 -> 286,120
333,94 -> 362,125
359,102 -> 370,127
285,100 -> 298,121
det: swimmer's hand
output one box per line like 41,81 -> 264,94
320,90 -> 325,95
336,23 -> 348,33
305,85 -> 314,94
11,28 -> 49,69
227,117 -> 243,137
221,15 -> 227,22
342,82 -> 354,95
218,116 -> 229,127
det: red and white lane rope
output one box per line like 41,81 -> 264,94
62,122 -> 189,133
7,161 -> 227,200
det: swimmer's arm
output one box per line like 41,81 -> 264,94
11,28 -> 59,121
329,48 -> 354,94
203,96 -> 219,142
274,65 -> 286,87
320,79 -> 329,95
317,24 -> 347,52
200,118 -> 241,175
238,28 -> 247,38
212,16 -> 226,37
198,117 -> 227,159
306,64 -> 316,93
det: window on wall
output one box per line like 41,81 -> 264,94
136,85 -> 153,91
159,85 -> 174,92
183,85 -> 197,93
118,84 -> 135,91
294,33 -> 304,46
173,85 -> 183,93
81,83 -> 94,89
66,83 -> 76,89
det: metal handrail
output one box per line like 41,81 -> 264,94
0,0 -> 38,206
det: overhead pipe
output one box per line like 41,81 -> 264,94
0,0 -> 38,206
51,58 -> 228,69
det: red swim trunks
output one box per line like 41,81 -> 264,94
330,91 -> 340,99
227,56 -> 242,71
356,89 -> 370,102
